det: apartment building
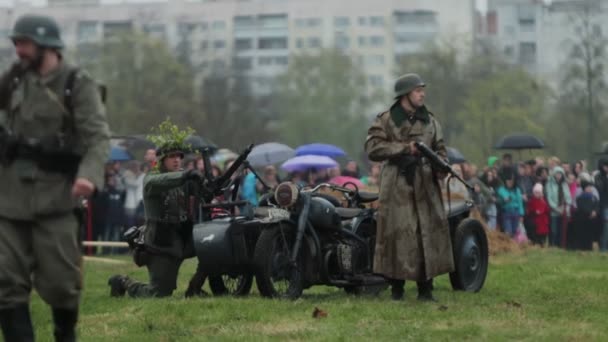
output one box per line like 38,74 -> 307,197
480,0 -> 608,88
0,0 -> 476,94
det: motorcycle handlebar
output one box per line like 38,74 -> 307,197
306,183 -> 356,196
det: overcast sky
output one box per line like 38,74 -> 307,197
0,0 -> 489,12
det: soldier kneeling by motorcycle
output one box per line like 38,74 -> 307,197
108,128 -> 206,298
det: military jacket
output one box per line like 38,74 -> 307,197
0,61 -> 110,220
142,171 -> 195,259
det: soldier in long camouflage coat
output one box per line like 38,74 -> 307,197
365,73 -> 454,302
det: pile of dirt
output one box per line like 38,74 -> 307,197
469,208 -> 528,256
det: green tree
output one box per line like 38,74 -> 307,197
74,34 -> 201,135
272,49 -> 376,161
395,42 -> 468,142
452,68 -> 547,164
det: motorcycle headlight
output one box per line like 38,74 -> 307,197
274,182 -> 299,208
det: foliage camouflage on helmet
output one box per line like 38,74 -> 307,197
394,73 -> 426,99
147,118 -> 194,162
9,14 -> 64,49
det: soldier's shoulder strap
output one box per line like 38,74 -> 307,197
64,67 -> 79,116
64,67 -> 107,115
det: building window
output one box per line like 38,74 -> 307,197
367,54 -> 385,66
504,45 -> 514,57
103,21 -> 132,40
200,22 -> 208,31
358,36 -> 366,46
77,21 -> 98,42
200,40 -> 208,50
233,57 -> 253,70
259,14 -> 288,29
143,23 -> 166,40
334,16 -> 350,28
519,42 -> 536,64
308,37 -> 321,48
394,10 -> 437,26
358,17 -> 367,26
369,35 -> 385,47
177,22 -> 197,36
370,16 -> 385,27
259,37 -> 288,49
214,40 -> 226,49
258,56 -> 288,66
368,75 -> 384,87
335,35 -> 350,49
234,16 -> 254,30
295,17 -> 322,28
212,59 -> 226,70
235,38 -> 252,51
296,38 -> 304,48
212,21 -> 226,30
518,5 -> 536,32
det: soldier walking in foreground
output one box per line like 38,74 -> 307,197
365,73 -> 454,302
0,14 -> 110,341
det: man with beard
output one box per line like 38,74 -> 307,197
0,15 -> 110,341
365,73 -> 453,302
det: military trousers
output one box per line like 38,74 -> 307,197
0,213 -> 81,310
126,254 -> 182,298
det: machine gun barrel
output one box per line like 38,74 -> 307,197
212,143 -> 254,193
414,141 -> 472,190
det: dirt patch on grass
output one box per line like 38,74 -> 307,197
469,208 -> 529,256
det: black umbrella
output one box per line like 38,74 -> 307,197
185,135 -> 218,152
494,133 -> 545,150
447,147 -> 466,164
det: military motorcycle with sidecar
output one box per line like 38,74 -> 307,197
251,142 -> 489,299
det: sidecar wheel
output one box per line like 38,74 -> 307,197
449,218 -> 488,292
208,274 -> 254,296
254,223 -> 303,300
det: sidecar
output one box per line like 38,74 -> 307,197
192,203 -> 289,296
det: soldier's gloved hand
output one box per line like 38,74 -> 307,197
183,169 -> 205,181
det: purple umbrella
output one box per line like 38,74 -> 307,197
281,155 -> 338,172
295,143 -> 346,157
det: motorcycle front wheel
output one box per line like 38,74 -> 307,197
254,223 -> 304,300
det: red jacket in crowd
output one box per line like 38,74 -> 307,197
526,196 -> 550,235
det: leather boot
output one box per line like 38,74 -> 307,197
0,303 -> 35,342
390,279 -> 405,301
416,279 -> 437,302
108,274 -> 129,297
52,308 -> 78,342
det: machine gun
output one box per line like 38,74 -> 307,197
414,141 -> 472,191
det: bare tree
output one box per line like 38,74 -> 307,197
561,0 -> 607,157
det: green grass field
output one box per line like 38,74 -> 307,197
29,248 -> 608,341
